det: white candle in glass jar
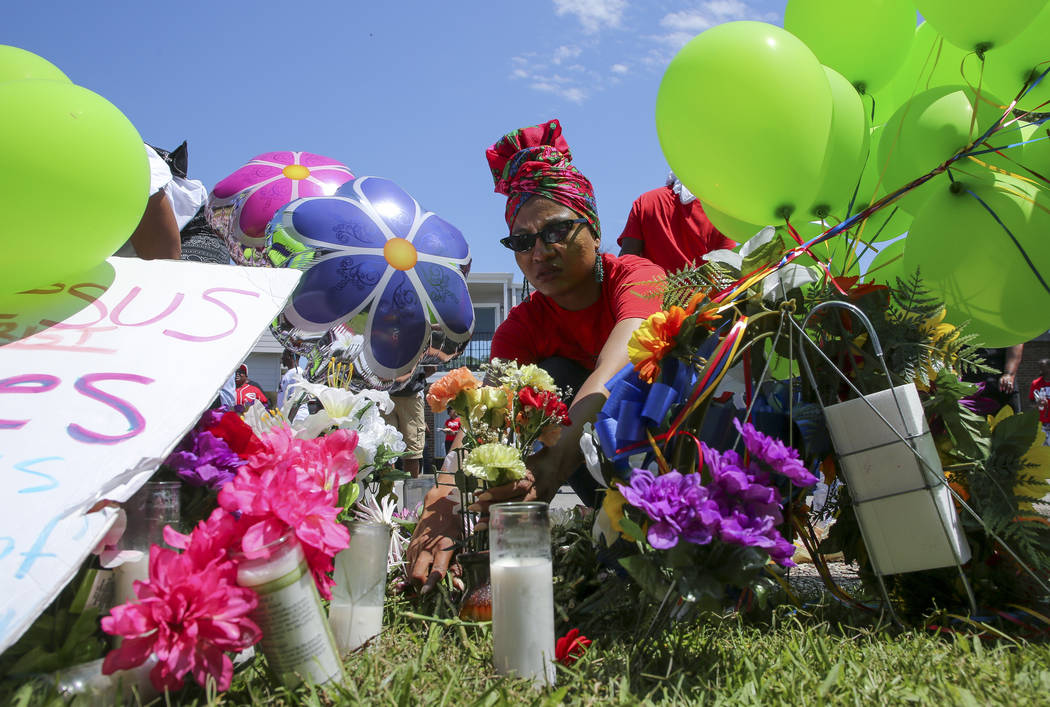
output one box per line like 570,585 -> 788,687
328,602 -> 384,652
113,557 -> 150,606
491,557 -> 556,686
235,533 -> 343,687
329,521 -> 390,655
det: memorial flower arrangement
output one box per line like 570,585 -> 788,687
427,360 -> 570,487
99,374 -> 408,693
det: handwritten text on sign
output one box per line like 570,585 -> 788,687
0,257 -> 300,653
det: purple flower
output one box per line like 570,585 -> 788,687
617,469 -> 720,550
718,510 -> 797,568
166,431 -> 244,490
733,419 -> 818,487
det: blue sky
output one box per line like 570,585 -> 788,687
4,0 -> 789,275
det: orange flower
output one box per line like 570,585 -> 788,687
426,367 -> 480,412
627,291 -> 720,383
628,306 -> 688,383
948,481 -> 970,509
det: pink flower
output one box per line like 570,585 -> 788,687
101,545 -> 260,693
215,428 -> 358,600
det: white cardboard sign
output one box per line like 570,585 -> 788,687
0,257 -> 301,653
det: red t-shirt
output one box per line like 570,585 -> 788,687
237,384 -> 268,407
491,254 -> 665,370
1029,376 -> 1050,424
617,186 -> 736,272
444,416 -> 461,444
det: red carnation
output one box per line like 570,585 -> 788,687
555,628 -> 591,666
209,411 -> 265,459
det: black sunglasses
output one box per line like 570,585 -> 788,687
500,218 -> 588,252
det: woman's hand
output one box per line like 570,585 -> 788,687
468,448 -> 561,529
406,486 -> 461,594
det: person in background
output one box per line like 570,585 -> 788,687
962,345 -> 1024,416
1029,358 -> 1050,446
443,407 -> 461,458
235,364 -> 268,409
407,118 -> 666,592
276,350 -> 301,410
384,369 -> 427,478
617,172 -> 736,272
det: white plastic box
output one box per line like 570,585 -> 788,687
824,383 -> 971,575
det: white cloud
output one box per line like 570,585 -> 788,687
530,81 -> 588,104
610,63 -> 629,75
552,0 -> 627,34
552,44 -> 583,64
655,1 -> 780,50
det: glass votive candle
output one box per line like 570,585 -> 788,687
235,531 -> 343,687
330,521 -> 390,654
489,502 -> 556,687
113,480 -> 181,606
402,476 -> 436,514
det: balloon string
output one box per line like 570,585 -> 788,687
945,174 -> 1050,297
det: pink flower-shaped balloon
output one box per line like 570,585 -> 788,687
211,151 -> 354,247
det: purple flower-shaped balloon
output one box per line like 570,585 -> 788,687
211,151 -> 354,247
269,176 -> 474,379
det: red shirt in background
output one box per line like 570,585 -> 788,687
237,384 -> 268,408
491,254 -> 665,371
617,185 -> 736,272
444,415 -> 461,445
1029,376 -> 1050,424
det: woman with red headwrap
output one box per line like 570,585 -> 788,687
407,119 -> 665,592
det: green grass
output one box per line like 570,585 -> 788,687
12,596 -> 1050,706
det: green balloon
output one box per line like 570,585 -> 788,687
865,236 -> 906,284
656,21 -> 833,225
877,85 -> 1005,215
914,0 -> 1049,53
859,205 -> 912,244
870,23 -> 975,125
904,173 -> 1050,347
701,201 -> 770,244
784,0 -> 916,94
807,66 -> 870,220
981,4 -> 1050,111
0,45 -> 70,84
0,80 -> 148,296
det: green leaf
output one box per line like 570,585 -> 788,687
617,517 -> 646,545
618,555 -> 671,602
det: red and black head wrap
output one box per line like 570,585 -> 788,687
485,119 -> 600,239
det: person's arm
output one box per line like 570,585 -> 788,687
477,317 -> 645,505
407,428 -> 464,592
129,191 -> 181,260
1000,344 -> 1023,393
619,237 -> 643,256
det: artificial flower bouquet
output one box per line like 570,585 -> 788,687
427,359 -> 570,488
95,372 -> 408,694
590,281 -> 823,618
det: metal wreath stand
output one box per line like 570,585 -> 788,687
745,299 -> 1050,625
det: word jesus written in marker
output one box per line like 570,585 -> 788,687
0,282 -> 262,350
0,372 -> 152,444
